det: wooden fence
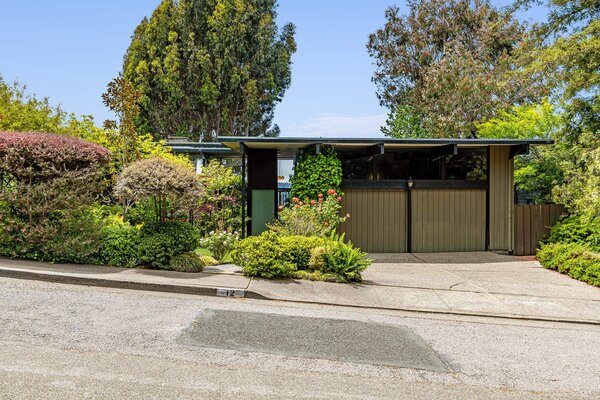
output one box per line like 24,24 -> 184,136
514,204 -> 565,256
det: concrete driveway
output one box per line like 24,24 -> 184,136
357,252 -> 600,322
250,251 -> 600,324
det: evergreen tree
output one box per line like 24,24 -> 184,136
122,0 -> 296,141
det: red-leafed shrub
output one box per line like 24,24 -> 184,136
0,132 -> 111,262
0,132 -> 111,182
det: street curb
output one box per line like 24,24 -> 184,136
0,268 -> 270,300
1,267 -> 598,326
262,297 -> 600,326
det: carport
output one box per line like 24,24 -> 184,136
218,137 -> 552,254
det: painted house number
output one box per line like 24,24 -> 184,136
216,288 -> 245,298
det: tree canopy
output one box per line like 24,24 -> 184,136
122,0 -> 296,141
0,75 -> 190,173
367,0 -> 547,138
0,77 -> 66,133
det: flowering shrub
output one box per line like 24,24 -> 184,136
195,160 -> 242,235
199,230 -> 240,262
268,189 -> 347,237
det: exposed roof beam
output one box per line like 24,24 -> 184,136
430,144 -> 458,159
339,144 -> 385,160
509,144 -> 530,159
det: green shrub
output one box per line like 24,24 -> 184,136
231,231 -> 371,282
43,209 -> 104,264
537,242 -> 600,287
279,236 -> 325,270
167,252 -> 204,273
546,216 -> 600,251
230,231 -> 297,278
125,198 -> 157,225
99,218 -> 141,268
0,205 -> 105,264
290,146 -> 342,201
199,230 -> 239,262
139,221 -> 200,268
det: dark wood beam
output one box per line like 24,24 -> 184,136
430,144 -> 458,158
339,144 -> 384,160
509,144 -> 530,159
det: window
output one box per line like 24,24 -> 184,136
340,148 -> 487,181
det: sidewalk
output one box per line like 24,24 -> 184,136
1,255 -> 599,325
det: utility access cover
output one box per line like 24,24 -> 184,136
180,309 -> 446,371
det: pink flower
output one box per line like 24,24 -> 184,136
310,200 -> 316,205
318,198 -> 323,203
328,189 -> 336,195
294,205 -> 299,209
337,196 -> 342,201
292,197 -> 299,203
317,193 -> 323,198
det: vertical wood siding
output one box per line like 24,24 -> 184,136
514,204 -> 565,256
489,146 -> 514,251
411,189 -> 486,252
340,189 -> 407,253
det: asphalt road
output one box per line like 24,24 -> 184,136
1,277 -> 599,399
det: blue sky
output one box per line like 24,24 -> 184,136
0,1 -> 548,138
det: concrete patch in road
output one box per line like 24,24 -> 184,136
179,309 -> 447,372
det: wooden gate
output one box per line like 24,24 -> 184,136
340,188 -> 407,253
411,189 -> 486,252
513,204 -> 565,256
340,187 -> 486,253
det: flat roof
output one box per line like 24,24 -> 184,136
217,136 -> 553,151
166,141 -> 236,155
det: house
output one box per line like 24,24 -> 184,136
169,137 -> 552,254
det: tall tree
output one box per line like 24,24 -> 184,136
522,0 -> 599,217
122,0 -> 296,141
367,0 -> 547,138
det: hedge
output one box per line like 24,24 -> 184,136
537,242 -> 600,287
